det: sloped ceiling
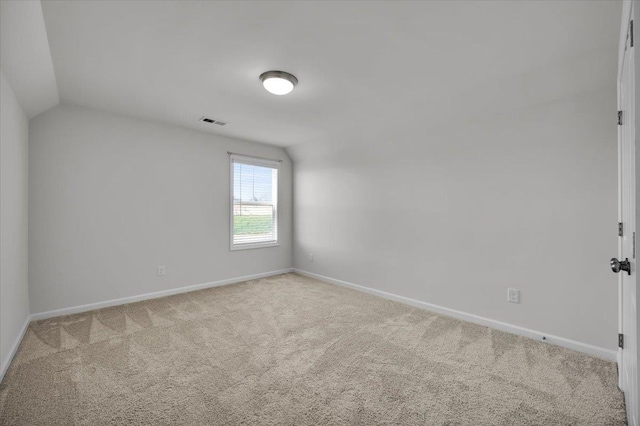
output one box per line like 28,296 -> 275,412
39,1 -> 620,148
0,0 -> 59,118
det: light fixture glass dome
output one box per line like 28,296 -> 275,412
260,71 -> 298,96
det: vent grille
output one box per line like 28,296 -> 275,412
199,117 -> 227,126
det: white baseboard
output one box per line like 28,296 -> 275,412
31,268 -> 293,321
293,269 -> 617,361
0,315 -> 31,384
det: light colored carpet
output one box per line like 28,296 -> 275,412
0,273 -> 627,425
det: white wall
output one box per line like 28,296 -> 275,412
0,71 -> 30,374
29,105 -> 292,314
290,85 -> 618,351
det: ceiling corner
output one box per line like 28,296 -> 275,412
0,0 -> 59,119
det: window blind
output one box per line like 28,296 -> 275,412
231,155 -> 278,249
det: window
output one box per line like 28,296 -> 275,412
230,154 -> 279,250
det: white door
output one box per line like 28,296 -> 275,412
616,3 -> 638,424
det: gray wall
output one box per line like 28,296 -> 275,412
29,105 -> 292,314
0,71 -> 30,372
289,85 -> 618,351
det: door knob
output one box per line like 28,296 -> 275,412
611,257 -> 631,275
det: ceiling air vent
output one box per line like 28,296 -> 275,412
199,116 -> 227,126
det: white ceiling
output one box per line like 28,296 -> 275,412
40,1 -> 621,148
1,0 -> 59,118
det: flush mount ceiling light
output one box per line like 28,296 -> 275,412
260,70 -> 298,96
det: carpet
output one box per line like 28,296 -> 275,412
0,273 -> 627,425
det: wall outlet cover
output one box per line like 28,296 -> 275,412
507,288 -> 520,304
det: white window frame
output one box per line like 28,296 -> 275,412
229,154 -> 280,251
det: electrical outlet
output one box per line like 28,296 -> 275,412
308,253 -> 313,262
157,265 -> 165,276
507,288 -> 520,304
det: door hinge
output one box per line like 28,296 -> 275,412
634,232 -> 636,258
631,20 -> 634,47
618,111 -> 623,126
619,222 -> 623,236
619,333 -> 624,349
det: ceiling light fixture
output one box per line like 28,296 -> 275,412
260,70 -> 298,96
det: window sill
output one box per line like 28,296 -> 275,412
230,242 -> 280,251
